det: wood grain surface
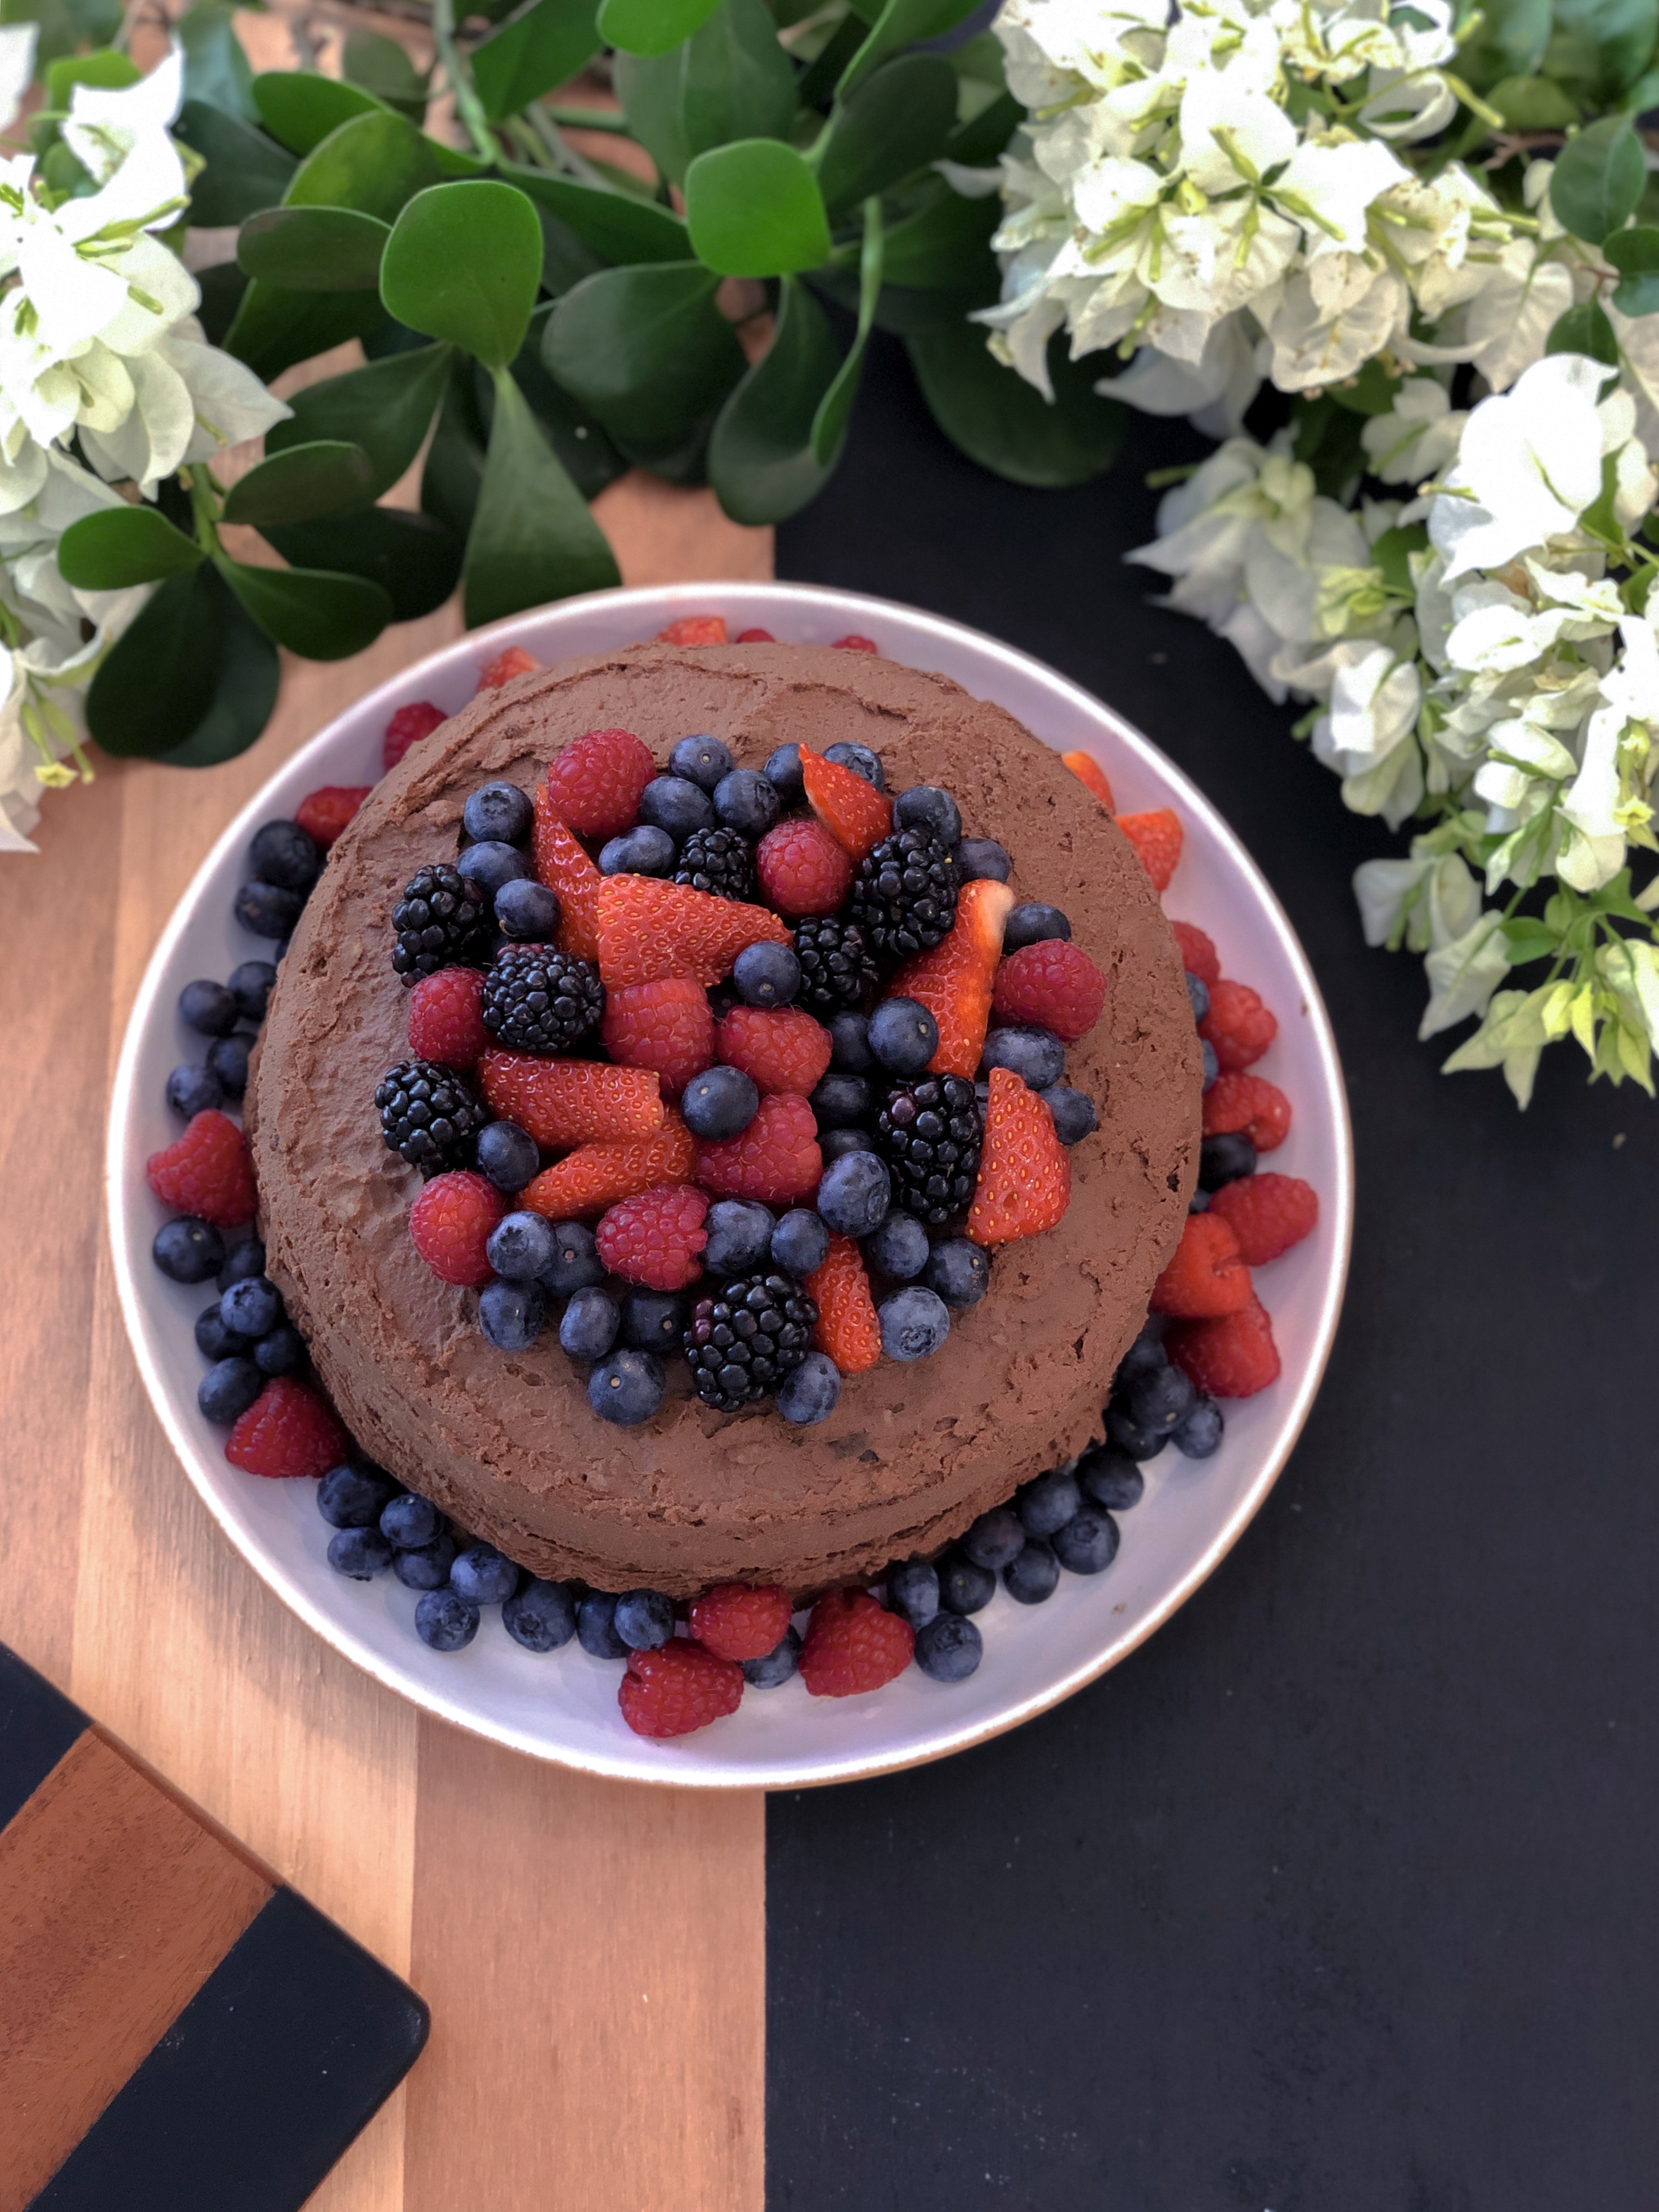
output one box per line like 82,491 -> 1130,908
0,472 -> 771,2211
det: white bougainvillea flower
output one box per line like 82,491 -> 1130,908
1310,639 -> 1424,822
0,21 -> 35,135
1361,377 -> 1465,486
1429,353 -> 1614,579
61,44 -> 184,187
1418,908 -> 1511,1037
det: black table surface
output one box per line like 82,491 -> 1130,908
768,335 -> 1659,2211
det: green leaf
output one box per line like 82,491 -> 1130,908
906,324 -> 1124,489
542,260 -> 746,450
267,342 -> 454,498
1550,118 -> 1646,242
262,507 -> 462,623
1605,223 -> 1659,314
1328,356 -> 1406,416
223,284 -> 388,383
0,0 -> 118,70
815,55 -> 958,214
681,0 -> 796,154
1488,73 -> 1581,125
341,29 -> 430,123
176,100 -> 297,226
253,72 -> 387,156
423,366 -> 488,541
1547,298 -> 1620,365
57,505 -> 204,590
381,181 -> 544,369
1370,521 -> 1429,595
221,441 -> 376,526
178,2 -> 256,123
839,0 -> 985,97
1503,917 -> 1562,964
943,87 -> 1021,167
87,567 -> 278,765
877,180 -> 999,286
685,141 -> 831,276
1457,0 -> 1552,86
501,162 -> 691,263
612,48 -> 693,183
237,205 -> 390,291
463,369 -> 620,627
509,308 -> 627,499
708,275 -> 843,524
1553,0 -> 1659,100
811,198 -> 882,465
196,260 -> 248,347
44,49 -> 137,107
216,555 -> 393,660
285,107 -> 441,223
473,0 -> 603,123
599,0 -> 721,52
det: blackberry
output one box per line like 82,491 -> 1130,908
376,1058 -> 487,1171
848,828 -> 959,962
481,945 -> 604,1055
877,1074 -> 983,1224
683,1272 -> 819,1413
792,913 -> 878,1013
674,825 -> 755,901
390,863 -> 488,984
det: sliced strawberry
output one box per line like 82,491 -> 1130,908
518,1118 -> 696,1219
800,746 -> 892,861
966,1066 -> 1070,1245
805,1233 -> 881,1374
479,1052 -> 665,1148
1062,750 -> 1114,808
891,878 -> 1016,1078
596,874 -> 792,989
532,785 -> 603,962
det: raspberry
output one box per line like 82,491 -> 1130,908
755,818 -> 854,919
801,746 -> 892,861
689,1582 -> 793,1662
383,699 -> 445,770
1115,807 -> 1183,892
520,1118 -> 696,1218
602,976 -> 714,1096
407,966 -> 490,1069
1202,1070 -> 1292,1152
1171,919 -> 1221,990
295,785 -> 369,846
992,939 -> 1107,1043
409,1169 -> 505,1286
716,1004 -> 833,1096
542,726 -> 655,840
735,627 -> 774,643
799,1589 -> 913,1697
1167,1291 -> 1281,1399
595,1182 -> 709,1290
656,614 -> 728,645
1149,1212 -> 1252,1318
147,1110 -> 256,1228
1209,1173 -> 1318,1264
966,1067 -> 1070,1246
1061,749 -> 1114,808
832,634 -> 878,653
1200,980 -> 1277,1071
696,1092 -> 822,1204
531,790 -> 603,962
891,879 -> 1015,1077
596,874 -> 792,989
618,1639 -> 743,1737
477,644 -> 539,690
224,1377 -> 349,1479
480,1052 -> 665,1147
805,1233 -> 881,1374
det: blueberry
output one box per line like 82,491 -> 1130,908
893,785 -> 960,845
495,877 -> 562,942
1077,1447 -> 1145,1511
827,1012 -> 874,1073
541,1220 -> 606,1295
1126,1361 -> 1196,1434
589,1349 -> 665,1425
487,1210 -> 558,1282
249,818 -> 321,891
1185,971 -> 1211,1024
504,1578 -> 578,1652
1004,1538 -> 1060,1604
957,837 -> 1010,883
234,879 -> 304,939
742,1625 -> 801,1686
207,1034 -> 250,1098
670,733 -> 734,791
195,1302 -> 245,1359
1041,1085 -> 1098,1146
816,1148 -> 891,1237
393,1533 -> 459,1591
712,768 -> 781,837
1004,902 -> 1072,952
415,1589 -> 479,1651
476,1119 -> 540,1193
621,1289 -> 689,1352
864,1210 -> 929,1280
167,1061 -> 224,1118
153,1216 -> 225,1284
938,1550 -> 995,1615
577,1589 -> 629,1659
1199,1131 -> 1257,1190
880,1287 -> 950,1360
823,739 -> 885,789
480,1277 -> 547,1351
1016,1466 -> 1082,1536
1053,1507 -> 1120,1574
734,940 -> 800,1008
1102,1404 -> 1168,1461
328,1526 -> 392,1580
600,825 -> 677,876
681,1064 -> 760,1139
456,838 -> 531,899
809,1072 -> 872,1129
1201,1039 -> 1219,1091
705,1199 -> 775,1275
381,1493 -> 442,1549
638,774 -> 714,841
867,997 -> 938,1078
317,1464 -> 397,1528
923,1239 -> 990,1309
198,1357 -> 263,1424
914,1612 -> 982,1681
771,1208 -> 830,1277
463,780 -> 532,845
615,1589 -> 675,1649
1114,1320 -> 1167,1389
451,1543 -> 519,1606
228,960 -> 277,1024
885,1557 -> 939,1627
763,742 -> 805,802
217,1236 -> 267,1291
1173,1396 -> 1225,1459
254,1325 -> 306,1376
819,1128 -> 877,1162
961,1505 -> 1024,1571
221,1275 -> 283,1339
179,978 -> 239,1037
1188,1188 -> 1211,1213
777,1350 -> 842,1425
981,1025 -> 1066,1089
561,1287 -> 620,1361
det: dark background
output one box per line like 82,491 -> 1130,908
767,335 -> 1659,2211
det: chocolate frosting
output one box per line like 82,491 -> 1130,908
246,643 -> 1201,1596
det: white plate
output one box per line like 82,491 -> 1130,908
108,583 -> 1352,1789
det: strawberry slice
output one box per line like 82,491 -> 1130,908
1062,750 -> 1114,808
479,1052 -> 665,1148
805,1233 -> 881,1374
518,1117 -> 696,1218
532,785 -> 602,961
597,874 -> 792,989
800,746 -> 892,861
891,878 -> 1016,1078
966,1066 -> 1071,1245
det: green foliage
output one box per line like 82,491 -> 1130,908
472,0 -> 602,124
599,0 -> 723,53
261,510 -> 462,624
503,164 -> 690,263
57,506 -> 204,590
173,100 -> 295,225
266,343 -> 454,498
220,442 -> 376,527
380,182 -> 543,367
253,72 -> 386,155
341,29 -> 430,123
463,372 -> 620,626
1548,298 -> 1620,364
684,141 -> 832,275
814,56 -> 959,213
215,556 -> 393,660
86,567 -> 277,765
1604,225 -> 1659,314
543,260 -> 746,461
236,206 -> 389,291
708,276 -> 844,523
905,326 -> 1125,488
1549,115 -> 1646,240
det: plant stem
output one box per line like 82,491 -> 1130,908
542,105 -> 631,133
432,0 -> 498,164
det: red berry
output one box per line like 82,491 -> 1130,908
800,746 -> 892,861
992,939 -> 1108,1043
1061,750 -> 1114,809
596,874 -> 791,989
602,976 -> 715,1097
799,1589 -> 913,1697
295,785 -> 370,846
696,1093 -> 822,1205
383,699 -> 445,770
618,1638 -> 743,1737
147,1109 -> 255,1228
967,1067 -> 1071,1246
225,1378 -> 348,1480
1115,807 -> 1183,892
1209,1173 -> 1318,1265
1200,980 -> 1277,1071
479,1053 -> 665,1147
1202,1070 -> 1292,1152
716,1004 -> 833,1097
689,1582 -> 793,1662
409,1169 -> 505,1287
735,627 -> 774,643
891,878 -> 1015,1078
656,614 -> 728,646
477,644 -> 539,691
595,1182 -> 709,1290
407,966 -> 490,1070
1166,1291 -> 1281,1399
755,818 -> 853,918
542,726 -> 656,840
520,1118 -> 696,1219
1149,1213 -> 1252,1319
832,634 -> 878,653
1170,920 -> 1221,989
805,1233 -> 881,1375
531,788 -> 603,962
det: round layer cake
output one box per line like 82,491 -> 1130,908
246,640 -> 1201,1596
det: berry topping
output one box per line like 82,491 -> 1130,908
601,976 -> 715,1097
1199,1130 -> 1257,1191
893,784 -> 961,845
589,1348 -> 667,1424
849,827 -> 959,962
670,734 -> 734,791
463,780 -> 533,844
682,1066 -> 761,1141
801,745 -> 893,860
716,1004 -> 834,1097
866,997 -> 938,1078
756,817 -> 855,918
791,913 -> 879,1015
1200,980 -> 1278,1071
391,863 -> 488,984
475,1119 -> 541,1192
877,1284 -> 950,1361
683,1272 -> 819,1411
383,699 -> 445,770
1041,1084 -> 1098,1146
407,966 -> 490,1070
640,774 -> 714,841
519,1118 -> 694,1219
224,1377 -> 349,1480
177,980 -> 243,1039
481,945 -> 605,1056
596,1183 -> 710,1290
147,1110 -> 256,1228
674,824 -> 756,901
530,788 -> 603,961
695,1092 -> 822,1204
619,1639 -> 743,1738
1209,1172 -> 1319,1264
1200,1070 -> 1291,1151
1149,1212 -> 1253,1318
1116,807 -> 1183,892
771,1207 -> 830,1276
712,769 -> 780,837
992,937 -> 1108,1043
689,1582 -> 794,1662
981,1024 -> 1065,1091
924,1236 -> 990,1308
966,1066 -> 1070,1246
815,1147 -> 891,1237
656,614 -> 728,645
957,837 -> 1011,882
409,1169 -> 505,1286
295,785 -> 369,846
480,1052 -> 665,1147
235,880 -> 303,939
763,743 -> 805,801
806,1232 -> 882,1374
776,1350 -> 842,1425
154,1215 -> 225,1284
495,878 -> 562,943
1003,901 -> 1070,951
704,1199 -> 775,1276
1061,750 -> 1114,807
799,1589 -> 913,1698
477,644 -> 539,690
595,874 -> 793,988
1171,919 -> 1221,989
878,1072 -> 983,1226
733,939 -> 801,1008
736,627 -> 775,643
1166,1291 -> 1281,1398
376,1058 -> 487,1171
890,877 -> 1016,1078
542,726 -> 656,840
